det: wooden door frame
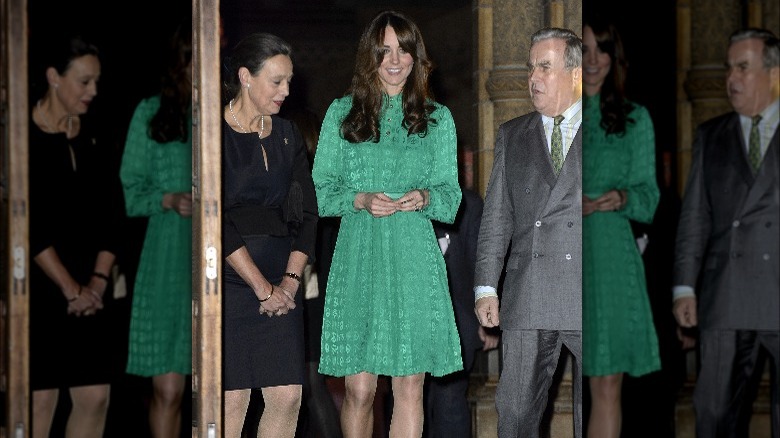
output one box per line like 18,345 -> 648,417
192,0 -> 223,436
2,0 -> 30,435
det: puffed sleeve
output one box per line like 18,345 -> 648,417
419,104 -> 461,224
619,104 -> 659,224
311,98 -> 359,217
120,96 -> 166,217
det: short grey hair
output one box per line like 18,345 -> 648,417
531,27 -> 582,70
729,28 -> 780,69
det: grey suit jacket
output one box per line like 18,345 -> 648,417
674,111 -> 780,331
475,111 -> 582,331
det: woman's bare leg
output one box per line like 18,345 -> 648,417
587,373 -> 623,438
388,373 -> 425,438
341,372 -> 378,438
257,384 -> 302,438
66,384 -> 110,438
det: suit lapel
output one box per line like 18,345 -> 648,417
741,127 -> 779,213
544,127 -> 581,213
726,114 -> 756,186
528,116 -> 558,189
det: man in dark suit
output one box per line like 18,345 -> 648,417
474,27 -> 583,438
672,28 -> 779,438
425,187 -> 499,438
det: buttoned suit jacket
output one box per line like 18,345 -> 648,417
674,111 -> 780,331
475,111 -> 582,331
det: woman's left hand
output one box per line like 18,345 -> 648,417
396,189 -> 428,212
67,287 -> 103,316
592,189 -> 625,212
259,282 -> 297,317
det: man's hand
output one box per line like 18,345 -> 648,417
475,296 -> 500,327
672,296 -> 698,328
478,325 -> 500,351
676,326 -> 697,350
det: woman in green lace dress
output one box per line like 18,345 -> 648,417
120,20 -> 192,437
582,18 -> 662,438
312,10 -> 463,437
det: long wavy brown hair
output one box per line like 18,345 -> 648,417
585,15 -> 635,136
149,18 -> 192,143
341,10 -> 437,143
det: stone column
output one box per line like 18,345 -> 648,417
678,0 -> 739,193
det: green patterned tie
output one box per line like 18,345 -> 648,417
551,115 -> 565,174
748,115 -> 763,172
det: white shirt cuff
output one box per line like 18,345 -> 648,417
673,285 -> 695,301
475,285 -> 498,302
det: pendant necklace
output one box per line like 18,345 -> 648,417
37,99 -> 77,172
229,99 -> 268,171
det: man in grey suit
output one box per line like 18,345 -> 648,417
474,27 -> 583,438
672,28 -> 779,438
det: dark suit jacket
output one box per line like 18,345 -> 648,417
434,188 -> 484,369
674,111 -> 779,331
474,111 -> 582,331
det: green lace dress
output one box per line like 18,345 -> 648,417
582,95 -> 661,377
120,95 -> 192,376
312,94 -> 463,377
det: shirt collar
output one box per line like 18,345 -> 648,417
739,98 -> 780,126
542,97 -> 583,127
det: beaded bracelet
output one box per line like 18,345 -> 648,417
259,285 -> 274,302
92,272 -> 110,282
68,286 -> 82,302
283,272 -> 302,282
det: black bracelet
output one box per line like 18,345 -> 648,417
259,285 -> 274,302
92,272 -> 110,282
284,272 -> 302,282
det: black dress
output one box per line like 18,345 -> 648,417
221,116 -> 318,390
29,116 -> 123,390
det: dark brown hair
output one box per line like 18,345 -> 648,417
222,32 -> 292,103
341,10 -> 436,143
149,18 -> 192,143
584,15 -> 635,136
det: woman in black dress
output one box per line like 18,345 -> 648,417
29,35 -> 123,438
220,32 -> 318,437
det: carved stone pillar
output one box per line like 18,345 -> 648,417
689,4 -> 739,113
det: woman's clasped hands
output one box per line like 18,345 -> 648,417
355,189 -> 429,218
66,285 -> 104,317
582,189 -> 626,216
258,276 -> 298,318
